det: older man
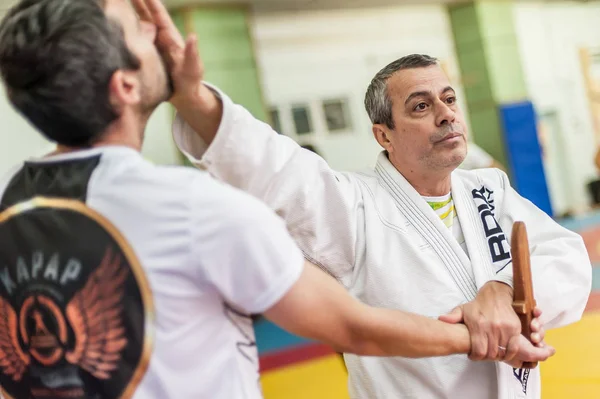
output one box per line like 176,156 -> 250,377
169,32 -> 590,399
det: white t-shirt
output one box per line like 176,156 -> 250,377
422,193 -> 473,280
0,146 -> 304,399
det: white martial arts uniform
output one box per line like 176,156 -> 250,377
0,147 -> 304,399
173,87 -> 592,399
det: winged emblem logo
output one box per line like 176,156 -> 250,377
0,248 -> 128,383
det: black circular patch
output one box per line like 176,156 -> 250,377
0,198 -> 152,399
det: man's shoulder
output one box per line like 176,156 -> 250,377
153,164 -> 279,221
137,163 -> 260,208
345,168 -> 378,189
143,162 -> 211,186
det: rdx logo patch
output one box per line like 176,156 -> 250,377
472,186 -> 511,274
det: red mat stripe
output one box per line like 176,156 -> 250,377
585,292 -> 600,313
259,292 -> 600,373
259,343 -> 336,372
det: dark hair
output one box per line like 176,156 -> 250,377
364,54 -> 438,129
0,0 -> 140,146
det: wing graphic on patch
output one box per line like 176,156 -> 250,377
65,247 -> 129,379
0,296 -> 29,381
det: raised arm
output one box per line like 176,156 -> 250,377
136,0 -> 362,284
173,87 -> 363,284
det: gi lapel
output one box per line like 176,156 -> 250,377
456,172 -> 536,398
374,153 -> 478,300
451,173 -> 496,288
455,172 -> 513,278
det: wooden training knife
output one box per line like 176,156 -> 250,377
510,221 -> 537,368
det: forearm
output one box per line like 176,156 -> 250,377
265,264 -> 470,359
171,86 -> 361,280
346,304 -> 471,358
171,82 -> 314,195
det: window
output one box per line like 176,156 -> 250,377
292,105 -> 313,135
269,107 -> 282,134
323,99 -> 352,132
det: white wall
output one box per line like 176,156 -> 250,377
0,82 -> 53,175
141,103 -> 181,166
0,81 -> 180,176
513,1 -> 600,215
250,5 -> 468,172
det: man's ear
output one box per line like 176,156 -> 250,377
108,69 -> 141,110
372,124 -> 395,154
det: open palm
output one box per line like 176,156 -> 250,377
132,0 -> 204,104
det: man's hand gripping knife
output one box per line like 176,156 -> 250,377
440,221 -> 554,368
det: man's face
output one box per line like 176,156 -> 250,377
383,65 -> 467,174
105,0 -> 172,112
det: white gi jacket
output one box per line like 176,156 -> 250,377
172,87 -> 592,399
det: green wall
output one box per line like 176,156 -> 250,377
449,1 -> 528,168
172,7 -> 267,122
171,6 -> 267,166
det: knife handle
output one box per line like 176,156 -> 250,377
512,300 -> 538,369
511,221 -> 538,369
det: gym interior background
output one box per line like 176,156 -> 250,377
1,0 -> 600,397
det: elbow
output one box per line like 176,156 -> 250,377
327,329 -> 369,356
575,253 -> 593,318
546,257 -> 592,329
335,336 -> 377,357
327,318 -> 380,357
564,238 -> 593,320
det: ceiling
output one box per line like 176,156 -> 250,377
0,0 -> 469,15
163,0 -> 468,12
1,0 -> 594,18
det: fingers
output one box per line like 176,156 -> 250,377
502,334 -> 521,367
182,34 -> 203,79
438,306 -> 464,324
143,0 -> 178,31
464,283 -> 522,362
530,317 -> 541,333
530,326 -> 545,346
537,326 -> 546,345
185,34 -> 198,59
461,303 -> 488,361
530,314 -> 546,345
514,335 -> 555,364
533,307 -> 542,319
132,0 -> 153,22
486,330 -> 500,360
145,0 -> 186,50
468,324 -> 489,361
495,314 -> 520,360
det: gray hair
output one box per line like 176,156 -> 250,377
364,54 -> 438,129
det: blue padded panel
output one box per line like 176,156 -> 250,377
499,101 -> 553,217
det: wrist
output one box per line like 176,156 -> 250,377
486,280 -> 513,300
171,83 -> 223,143
171,83 -> 220,114
448,324 -> 471,356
